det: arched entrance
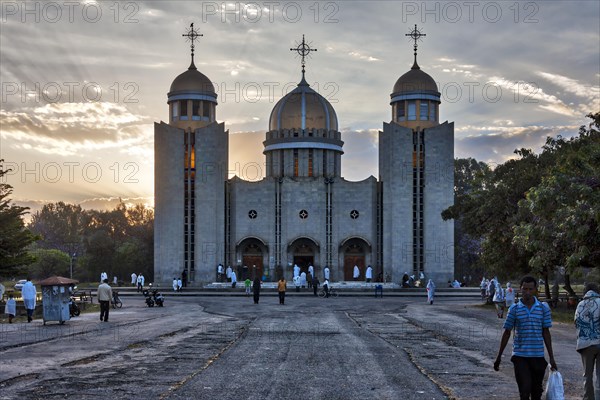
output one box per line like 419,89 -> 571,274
339,237 -> 371,281
287,237 -> 319,277
236,237 -> 268,280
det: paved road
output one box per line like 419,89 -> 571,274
0,295 -> 581,399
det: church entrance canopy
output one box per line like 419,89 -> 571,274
287,236 -> 319,277
339,237 -> 372,281
236,236 -> 268,281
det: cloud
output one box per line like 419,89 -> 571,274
455,124 -> 580,165
536,71 -> 600,103
0,102 -> 153,156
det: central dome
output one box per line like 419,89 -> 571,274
269,78 -> 338,131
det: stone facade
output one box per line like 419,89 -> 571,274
155,47 -> 454,286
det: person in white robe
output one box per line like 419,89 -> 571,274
217,264 -> 224,282
131,272 -> 137,286
231,271 -> 237,288
140,274 -> 145,287
324,267 -> 330,280
226,266 -> 232,282
5,293 -> 16,323
300,272 -> 307,288
504,282 -> 515,309
426,279 -> 436,305
353,265 -> 360,281
177,278 -> 182,291
308,265 -> 314,279
22,279 -> 37,322
293,264 -> 300,278
366,265 -> 373,283
172,278 -> 178,292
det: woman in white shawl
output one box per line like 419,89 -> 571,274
426,279 -> 436,305
21,278 -> 37,322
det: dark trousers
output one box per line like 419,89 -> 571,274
253,291 -> 260,304
511,355 -> 548,400
99,300 -> 110,322
137,283 -> 142,292
278,291 -> 285,304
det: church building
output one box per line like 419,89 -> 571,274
154,26 -> 454,286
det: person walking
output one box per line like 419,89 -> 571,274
231,270 -> 237,288
277,277 -> 287,305
324,266 -> 330,281
505,282 -> 515,309
493,280 -> 506,318
426,279 -> 435,305
21,278 -> 37,323
137,274 -> 143,292
181,270 -> 187,288
252,277 -> 261,304
353,265 -> 360,281
97,279 -> 112,322
177,277 -> 182,291
366,265 -> 373,283
5,293 -> 16,323
575,282 -> 600,400
312,276 -> 319,296
217,264 -> 224,282
226,265 -> 232,282
244,278 -> 251,295
494,275 -> 557,400
131,272 -> 137,286
323,278 -> 330,298
172,278 -> 178,292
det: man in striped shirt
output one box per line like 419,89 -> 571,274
494,275 -> 558,400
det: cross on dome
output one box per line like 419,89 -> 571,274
405,24 -> 426,69
182,23 -> 203,70
290,34 -> 317,82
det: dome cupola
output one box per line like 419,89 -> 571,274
390,25 -> 441,129
167,24 -> 217,130
263,36 -> 343,179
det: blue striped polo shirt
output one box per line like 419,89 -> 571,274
503,297 -> 552,357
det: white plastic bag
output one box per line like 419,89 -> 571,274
545,370 -> 564,400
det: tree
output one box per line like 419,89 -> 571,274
29,202 -> 85,256
0,160 -> 38,277
514,113 -> 600,295
29,248 -> 70,279
451,158 -> 491,280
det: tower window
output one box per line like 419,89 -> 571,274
294,149 -> 299,177
203,101 -> 210,118
430,103 -> 437,121
180,100 -> 188,120
397,101 -> 406,121
308,149 -> 313,177
172,102 -> 178,118
192,100 -> 201,116
407,101 -> 417,121
420,101 -> 428,120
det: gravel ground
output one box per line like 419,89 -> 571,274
0,295 -> 582,399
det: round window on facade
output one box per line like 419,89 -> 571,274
248,210 -> 258,219
299,209 -> 308,219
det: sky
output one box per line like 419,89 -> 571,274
1,0 -> 599,216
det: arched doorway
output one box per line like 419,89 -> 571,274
287,237 -> 319,277
340,237 -> 371,281
236,237 -> 268,280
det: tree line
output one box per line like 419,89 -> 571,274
0,167 -> 153,283
445,112 -> 599,297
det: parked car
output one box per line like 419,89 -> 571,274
14,279 -> 27,290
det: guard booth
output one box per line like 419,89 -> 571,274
39,276 -> 78,325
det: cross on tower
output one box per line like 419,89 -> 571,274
290,34 -> 317,80
182,23 -> 203,68
405,24 -> 426,68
